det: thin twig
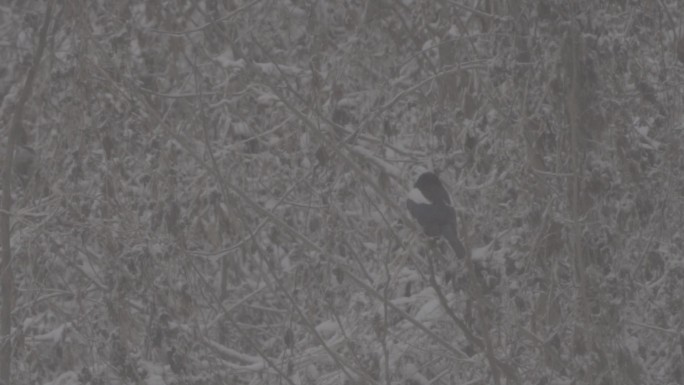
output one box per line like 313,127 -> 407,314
146,0 -> 262,36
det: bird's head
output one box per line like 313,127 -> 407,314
410,172 -> 451,206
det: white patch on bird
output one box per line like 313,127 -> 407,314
407,188 -> 431,204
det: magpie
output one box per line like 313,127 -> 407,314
407,172 -> 465,259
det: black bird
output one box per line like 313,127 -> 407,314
406,172 -> 465,259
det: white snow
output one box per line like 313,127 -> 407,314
42,371 -> 78,385
415,298 -> 442,322
30,322 -> 69,343
315,320 -> 339,337
216,52 -> 246,69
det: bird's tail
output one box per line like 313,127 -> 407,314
442,223 -> 465,259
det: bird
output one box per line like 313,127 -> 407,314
406,172 -> 465,259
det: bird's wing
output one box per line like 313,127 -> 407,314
442,222 -> 465,259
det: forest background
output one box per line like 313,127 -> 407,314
1,1 -> 683,384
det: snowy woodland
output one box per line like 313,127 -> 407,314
1,0 -> 684,384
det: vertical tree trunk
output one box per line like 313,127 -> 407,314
0,3 -> 53,383
565,23 -> 589,355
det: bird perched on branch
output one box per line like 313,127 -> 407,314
406,172 -> 465,259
